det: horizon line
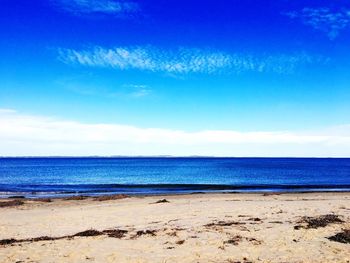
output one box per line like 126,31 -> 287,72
0,155 -> 349,159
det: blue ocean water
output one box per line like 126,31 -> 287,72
0,157 -> 349,198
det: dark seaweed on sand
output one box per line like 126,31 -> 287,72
294,214 -> 343,229
0,239 -> 17,245
205,221 -> 245,227
74,229 -> 129,238
327,230 -> 350,244
73,230 -> 103,237
175,240 -> 185,245
224,235 -> 242,246
134,230 -> 157,237
0,236 -> 61,246
0,228 -> 129,246
64,195 -> 88,201
0,200 -> 24,208
103,229 -> 128,238
248,217 -> 261,222
93,194 -> 129,201
154,199 -> 170,203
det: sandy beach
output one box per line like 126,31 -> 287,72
0,193 -> 349,263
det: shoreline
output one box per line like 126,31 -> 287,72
1,189 -> 350,200
1,183 -> 350,199
0,190 -> 350,201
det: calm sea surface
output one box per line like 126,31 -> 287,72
0,157 -> 349,198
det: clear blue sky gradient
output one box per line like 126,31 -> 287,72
1,0 -> 350,133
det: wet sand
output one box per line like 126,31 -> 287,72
0,193 -> 349,262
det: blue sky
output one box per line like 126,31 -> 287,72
0,0 -> 350,156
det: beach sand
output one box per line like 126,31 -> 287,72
0,193 -> 349,263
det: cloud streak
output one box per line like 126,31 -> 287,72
57,77 -> 152,99
58,46 -> 322,75
0,110 -> 349,157
53,0 -> 139,15
284,8 -> 350,39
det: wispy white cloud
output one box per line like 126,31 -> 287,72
123,84 -> 152,97
284,8 -> 350,39
53,0 -> 139,15
58,46 -> 322,74
57,78 -> 152,99
0,110 -> 349,157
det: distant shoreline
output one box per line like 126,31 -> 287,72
1,156 -> 350,159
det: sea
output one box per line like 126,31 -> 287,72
0,157 -> 349,198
